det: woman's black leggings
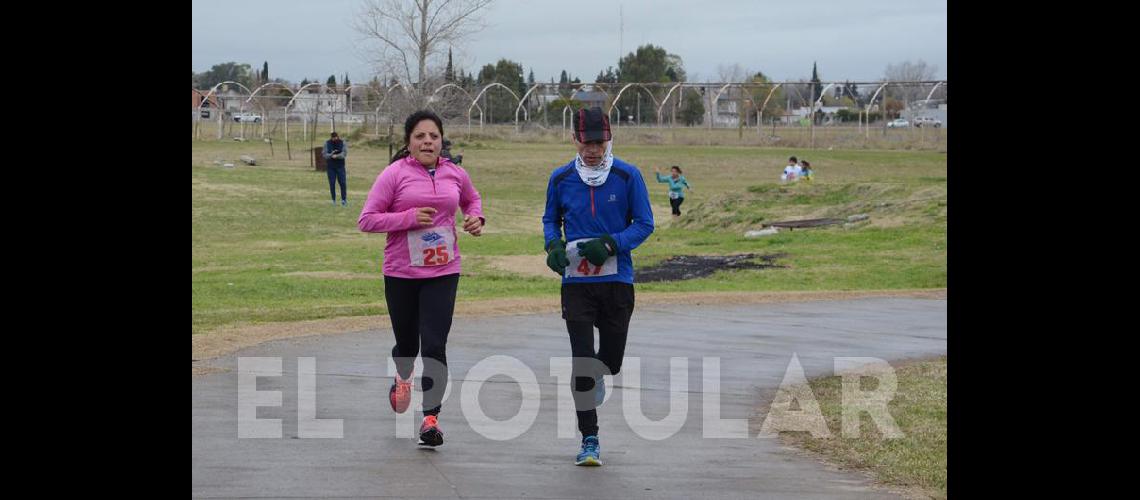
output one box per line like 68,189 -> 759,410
384,273 -> 459,416
669,196 -> 684,215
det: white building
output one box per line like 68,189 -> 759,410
290,92 -> 348,115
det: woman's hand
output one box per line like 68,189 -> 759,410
415,207 -> 438,226
462,215 -> 483,236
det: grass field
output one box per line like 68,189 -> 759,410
779,356 -> 948,499
192,135 -> 946,335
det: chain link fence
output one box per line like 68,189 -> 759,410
193,80 -> 946,153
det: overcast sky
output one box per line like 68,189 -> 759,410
192,0 -> 946,85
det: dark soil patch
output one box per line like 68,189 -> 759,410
635,253 -> 787,282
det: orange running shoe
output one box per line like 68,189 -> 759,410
389,373 -> 413,414
418,415 -> 443,447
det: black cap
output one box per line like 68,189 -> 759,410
572,107 -> 612,143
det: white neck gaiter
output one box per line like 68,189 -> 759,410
574,141 -> 614,187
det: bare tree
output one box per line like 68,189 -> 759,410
884,59 -> 939,103
783,80 -> 813,108
716,63 -> 749,84
352,0 -> 494,91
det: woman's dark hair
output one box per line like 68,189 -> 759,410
801,161 -> 810,168
671,165 -> 682,174
391,110 -> 445,162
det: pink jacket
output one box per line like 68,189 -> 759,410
358,156 -> 484,279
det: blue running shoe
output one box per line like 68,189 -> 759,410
575,435 -> 602,466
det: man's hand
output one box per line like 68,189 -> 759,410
576,235 -> 616,266
546,240 -> 569,276
462,215 -> 483,236
415,207 -> 438,226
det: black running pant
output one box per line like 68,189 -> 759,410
562,282 -> 635,436
669,196 -> 683,215
384,273 -> 459,416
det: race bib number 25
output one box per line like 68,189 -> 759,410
407,226 -> 456,266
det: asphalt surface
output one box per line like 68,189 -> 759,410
193,297 -> 946,499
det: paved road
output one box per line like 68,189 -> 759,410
193,298 -> 946,499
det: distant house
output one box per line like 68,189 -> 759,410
194,88 -> 249,112
570,90 -> 607,110
714,94 -> 741,127
217,88 -> 247,111
192,89 -> 220,118
780,104 -> 852,125
192,89 -> 219,109
911,98 -> 945,110
290,93 -> 347,114
533,89 -> 564,107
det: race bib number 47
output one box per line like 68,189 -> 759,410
407,226 -> 457,266
564,238 -> 618,278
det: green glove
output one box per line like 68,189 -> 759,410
546,239 -> 569,275
576,235 -> 617,266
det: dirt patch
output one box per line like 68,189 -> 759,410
280,271 -> 376,280
484,252 -> 789,281
635,254 -> 787,282
482,255 -> 551,278
192,315 -> 384,369
192,288 -> 945,376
